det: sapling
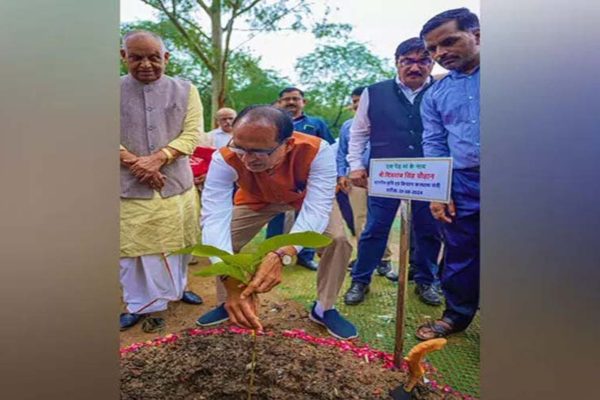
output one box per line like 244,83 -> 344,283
247,330 -> 257,400
173,231 -> 332,283
174,231 -> 332,400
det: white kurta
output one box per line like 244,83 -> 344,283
120,253 -> 192,314
198,127 -> 233,149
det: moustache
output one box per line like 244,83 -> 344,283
440,56 -> 457,65
407,72 -> 423,77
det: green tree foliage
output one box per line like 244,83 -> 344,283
227,52 -> 289,111
132,0 -> 345,125
296,41 -> 393,135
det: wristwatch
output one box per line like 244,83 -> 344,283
272,249 -> 293,266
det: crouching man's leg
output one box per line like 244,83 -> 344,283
309,202 -> 358,339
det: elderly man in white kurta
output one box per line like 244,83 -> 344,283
119,30 -> 204,332
199,107 -> 237,149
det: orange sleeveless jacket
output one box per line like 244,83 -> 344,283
220,132 -> 321,211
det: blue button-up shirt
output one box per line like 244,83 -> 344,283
336,118 -> 369,177
293,114 -> 335,144
421,68 -> 480,170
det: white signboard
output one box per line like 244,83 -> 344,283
368,158 -> 453,203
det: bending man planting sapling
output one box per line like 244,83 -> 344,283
197,105 -> 357,340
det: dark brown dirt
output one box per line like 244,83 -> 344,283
120,261 -> 461,400
121,330 -> 459,400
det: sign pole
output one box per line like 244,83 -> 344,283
394,199 -> 412,367
367,157 -> 451,367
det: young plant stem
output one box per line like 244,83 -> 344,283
247,330 -> 257,400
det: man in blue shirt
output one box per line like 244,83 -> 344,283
279,87 -> 335,144
416,8 -> 481,340
344,38 -> 444,307
266,87 -> 335,271
337,86 -> 396,279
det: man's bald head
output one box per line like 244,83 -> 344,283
233,105 -> 293,143
230,105 -> 294,173
215,107 -> 237,133
216,107 -> 236,118
122,30 -> 166,53
120,30 -> 169,84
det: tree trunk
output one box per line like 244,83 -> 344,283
332,101 -> 345,130
209,0 -> 224,128
210,73 -> 223,128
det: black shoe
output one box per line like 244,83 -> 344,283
376,260 -> 392,276
181,290 -> 203,305
344,282 -> 370,305
415,284 -> 442,306
385,271 -> 399,282
297,259 -> 318,271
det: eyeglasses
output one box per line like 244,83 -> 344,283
398,58 -> 433,67
227,139 -> 285,157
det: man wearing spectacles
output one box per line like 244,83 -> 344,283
344,37 -> 444,307
196,105 -> 357,340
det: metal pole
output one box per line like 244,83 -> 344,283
394,199 -> 412,367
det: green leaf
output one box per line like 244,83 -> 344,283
312,22 -> 352,39
220,253 -> 259,275
171,244 -> 231,259
256,232 -> 332,258
193,261 -> 249,284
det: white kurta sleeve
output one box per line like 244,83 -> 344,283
200,152 -> 237,257
348,88 -> 371,172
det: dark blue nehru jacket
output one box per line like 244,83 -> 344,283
367,79 -> 431,160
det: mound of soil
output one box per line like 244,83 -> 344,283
121,330 -> 459,400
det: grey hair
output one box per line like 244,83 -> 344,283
122,30 -> 167,53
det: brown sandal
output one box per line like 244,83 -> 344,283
415,319 -> 456,341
